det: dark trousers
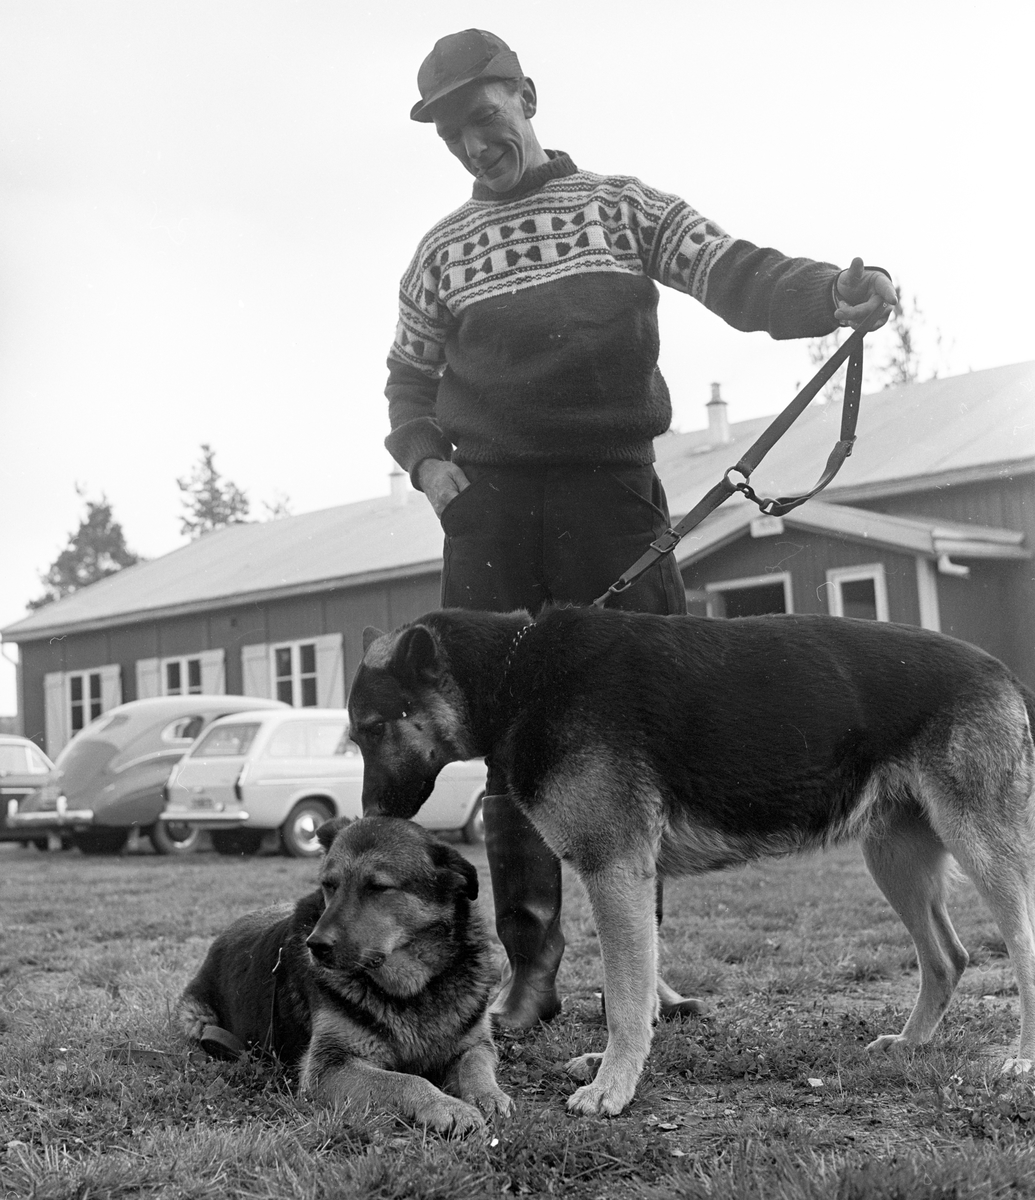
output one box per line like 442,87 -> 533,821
440,462 -> 686,618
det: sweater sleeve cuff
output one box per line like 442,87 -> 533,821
384,420 -> 455,489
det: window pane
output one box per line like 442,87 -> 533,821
27,747 -> 51,773
71,704 -> 84,733
191,723 -> 260,757
300,677 -> 318,708
267,723 -> 309,758
0,746 -> 28,772
276,679 -> 294,705
187,658 -> 202,691
841,578 -> 878,620
90,700 -> 102,720
299,643 -> 316,675
310,721 -> 349,757
275,647 -> 292,679
70,676 -> 83,702
89,673 -> 102,700
166,661 -> 182,694
722,582 -> 787,618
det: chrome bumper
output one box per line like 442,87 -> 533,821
6,796 -> 94,827
158,809 -> 249,826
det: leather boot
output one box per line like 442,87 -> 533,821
483,794 -> 564,1030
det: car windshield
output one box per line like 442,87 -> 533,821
191,722 -> 260,758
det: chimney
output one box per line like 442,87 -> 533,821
706,382 -> 731,444
389,466 -> 409,506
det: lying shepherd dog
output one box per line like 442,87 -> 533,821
176,815 -> 512,1134
348,605 -> 1035,1117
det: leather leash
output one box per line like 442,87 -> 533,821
592,302 -> 891,609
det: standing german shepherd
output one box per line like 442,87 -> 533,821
348,605 -> 1035,1117
176,815 -> 512,1134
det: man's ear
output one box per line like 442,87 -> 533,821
363,626 -> 384,652
520,77 -> 537,118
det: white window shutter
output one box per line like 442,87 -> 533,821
241,643 -> 271,698
314,633 -> 344,708
44,672 -> 68,759
136,657 -> 161,699
199,648 -> 226,694
99,664 -> 122,711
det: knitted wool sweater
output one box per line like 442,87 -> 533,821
385,152 -> 841,476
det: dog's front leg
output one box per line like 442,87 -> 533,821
566,858 -> 658,1117
443,1029 -> 514,1120
301,1020 -> 485,1136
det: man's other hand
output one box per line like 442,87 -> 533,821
834,257 -> 899,328
416,459 -> 470,517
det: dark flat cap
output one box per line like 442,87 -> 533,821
411,29 -> 523,122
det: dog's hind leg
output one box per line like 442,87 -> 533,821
940,833 -> 1035,1072
565,854 -> 659,1117
861,809 -> 969,1054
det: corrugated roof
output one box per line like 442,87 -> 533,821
4,361 -> 1032,642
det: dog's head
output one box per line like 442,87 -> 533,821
305,815 -> 479,998
347,623 -> 469,819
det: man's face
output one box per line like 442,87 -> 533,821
432,79 -> 541,194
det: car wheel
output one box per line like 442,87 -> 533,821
31,838 -> 49,852
461,793 -> 485,845
148,821 -> 202,856
73,828 -> 130,856
280,799 -> 334,858
210,829 -> 264,857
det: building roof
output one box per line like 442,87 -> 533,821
4,361 -> 1032,643
658,359 -> 1035,514
673,499 -> 1030,567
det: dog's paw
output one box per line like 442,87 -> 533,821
659,996 -> 708,1020
1002,1057 -> 1035,1076
467,1085 -> 514,1121
421,1095 -> 486,1138
566,1076 -> 636,1118
565,1053 -> 603,1084
865,1033 -> 910,1055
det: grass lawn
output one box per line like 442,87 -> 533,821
3,834 -> 1035,1199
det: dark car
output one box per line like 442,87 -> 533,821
7,696 -> 286,855
0,734 -> 56,848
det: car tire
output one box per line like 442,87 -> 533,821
280,799 -> 334,858
73,828 -> 130,856
31,838 -> 49,852
461,793 -> 485,845
210,828 -> 264,857
148,821 -> 202,856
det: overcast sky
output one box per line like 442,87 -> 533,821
1,0 -> 1032,715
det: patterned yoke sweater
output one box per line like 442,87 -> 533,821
385,152 -> 842,480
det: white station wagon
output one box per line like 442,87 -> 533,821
159,708 -> 486,857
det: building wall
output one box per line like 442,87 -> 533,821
681,529 -> 921,624
16,572 -> 442,751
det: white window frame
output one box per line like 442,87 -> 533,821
43,665 -> 122,757
135,650 -> 226,699
241,634 -> 344,708
825,563 -> 890,622
704,571 -> 794,619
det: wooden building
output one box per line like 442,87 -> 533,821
4,362 -> 1032,757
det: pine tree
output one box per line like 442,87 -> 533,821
30,491 -> 140,610
177,444 -> 250,538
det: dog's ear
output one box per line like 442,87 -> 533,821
362,626 -> 384,652
393,624 -> 440,685
431,840 -> 479,902
316,815 -> 350,852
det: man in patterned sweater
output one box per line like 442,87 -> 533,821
384,29 -> 898,1032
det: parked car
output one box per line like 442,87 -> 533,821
160,707 -> 487,857
7,696 -> 287,855
0,734 -> 56,848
